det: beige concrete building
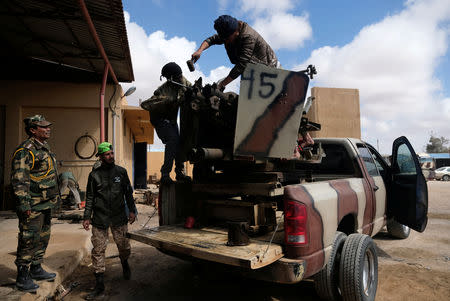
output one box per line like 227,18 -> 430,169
0,81 -> 153,210
307,87 -> 361,139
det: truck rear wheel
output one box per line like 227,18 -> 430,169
386,219 -> 410,239
314,231 -> 347,301
339,234 -> 378,301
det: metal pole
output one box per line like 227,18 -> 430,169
78,0 -> 119,84
100,64 -> 108,142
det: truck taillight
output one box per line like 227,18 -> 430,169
285,200 -> 307,245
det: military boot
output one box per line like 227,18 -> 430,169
176,174 -> 192,183
85,273 -> 104,300
16,265 -> 39,293
160,175 -> 174,185
121,259 -> 131,280
30,263 -> 56,281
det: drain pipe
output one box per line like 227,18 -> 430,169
100,65 -> 108,142
78,0 -> 120,142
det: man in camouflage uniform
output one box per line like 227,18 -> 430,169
140,62 -> 192,184
11,115 -> 58,292
83,142 -> 137,300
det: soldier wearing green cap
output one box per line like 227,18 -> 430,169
11,114 -> 58,292
83,142 -> 137,300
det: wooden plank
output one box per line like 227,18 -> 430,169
128,226 -> 284,269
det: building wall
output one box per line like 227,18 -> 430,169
0,80 -> 134,208
306,87 -> 361,139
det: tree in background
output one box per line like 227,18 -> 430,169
426,134 -> 449,153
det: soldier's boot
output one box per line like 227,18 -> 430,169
175,174 -> 192,183
160,175 -> 174,185
16,265 -> 39,293
30,263 -> 56,281
85,273 -> 104,300
121,259 -> 131,280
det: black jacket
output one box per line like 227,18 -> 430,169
204,21 -> 278,80
83,163 -> 136,229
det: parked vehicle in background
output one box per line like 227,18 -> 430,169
418,153 -> 436,181
434,166 -> 450,181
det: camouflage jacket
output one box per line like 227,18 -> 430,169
205,21 -> 278,80
140,77 -> 191,126
84,163 -> 136,229
11,137 -> 58,212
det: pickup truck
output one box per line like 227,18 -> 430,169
133,64 -> 428,301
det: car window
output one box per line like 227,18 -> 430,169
357,145 -> 380,177
436,167 -> 445,171
396,144 -> 417,174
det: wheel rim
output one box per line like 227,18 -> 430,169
362,248 -> 375,296
401,225 -> 409,233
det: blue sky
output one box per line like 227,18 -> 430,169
121,0 -> 450,154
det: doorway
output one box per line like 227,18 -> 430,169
134,142 -> 147,189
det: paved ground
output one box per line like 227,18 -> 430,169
60,181 -> 450,301
0,210 -> 90,301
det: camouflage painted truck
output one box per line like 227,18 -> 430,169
131,64 -> 428,301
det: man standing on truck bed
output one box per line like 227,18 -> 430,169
83,142 -> 137,300
191,15 -> 278,91
11,115 -> 58,293
140,62 -> 192,185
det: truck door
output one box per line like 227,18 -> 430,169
389,136 -> 428,232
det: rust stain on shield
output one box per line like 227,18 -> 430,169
234,64 -> 310,159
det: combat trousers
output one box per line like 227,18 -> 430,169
155,120 -> 185,177
15,209 -> 51,267
91,225 -> 131,274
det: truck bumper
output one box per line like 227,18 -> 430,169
240,257 -> 307,284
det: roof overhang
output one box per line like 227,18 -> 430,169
122,105 -> 153,144
0,0 -> 134,83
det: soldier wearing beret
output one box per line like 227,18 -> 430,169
140,62 -> 192,184
83,142 -> 137,300
11,115 -> 58,292
192,15 -> 278,90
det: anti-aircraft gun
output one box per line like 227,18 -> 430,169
178,63 -> 321,184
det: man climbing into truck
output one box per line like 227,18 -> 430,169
140,62 -> 192,185
191,15 -> 278,91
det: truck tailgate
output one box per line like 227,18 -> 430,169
128,225 -> 284,269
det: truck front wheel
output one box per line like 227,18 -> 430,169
314,231 -> 347,301
339,234 -> 378,301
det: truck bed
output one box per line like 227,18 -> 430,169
128,225 -> 284,269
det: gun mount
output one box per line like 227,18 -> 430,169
176,63 -> 323,182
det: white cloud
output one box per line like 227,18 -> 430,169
253,12 -> 312,50
238,0 -> 295,17
295,0 -> 450,154
218,0 -> 312,51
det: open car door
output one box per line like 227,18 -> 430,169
389,136 -> 428,232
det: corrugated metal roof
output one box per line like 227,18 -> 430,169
0,0 -> 134,82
